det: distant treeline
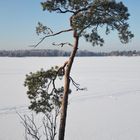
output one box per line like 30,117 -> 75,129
0,49 -> 140,57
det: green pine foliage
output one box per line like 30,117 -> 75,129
24,66 -> 64,113
40,0 -> 134,46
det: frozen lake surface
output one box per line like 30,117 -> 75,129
0,57 -> 140,140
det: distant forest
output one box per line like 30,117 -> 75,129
0,49 -> 140,57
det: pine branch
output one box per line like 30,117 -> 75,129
34,29 -> 73,48
52,42 -> 73,47
52,8 -> 75,14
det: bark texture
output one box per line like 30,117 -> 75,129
58,31 -> 79,140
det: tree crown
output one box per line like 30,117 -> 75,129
40,0 -> 134,46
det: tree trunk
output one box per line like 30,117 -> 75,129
58,31 -> 79,140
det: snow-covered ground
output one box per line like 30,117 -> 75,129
0,57 -> 140,140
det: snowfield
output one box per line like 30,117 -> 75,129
0,57 -> 140,140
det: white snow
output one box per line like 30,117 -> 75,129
0,57 -> 140,140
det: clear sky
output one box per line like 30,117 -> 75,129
0,0 -> 140,52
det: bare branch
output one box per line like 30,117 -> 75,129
52,42 -> 73,48
18,111 -> 59,140
52,8 -> 75,14
17,112 -> 41,140
34,29 -> 73,48
69,76 -> 87,91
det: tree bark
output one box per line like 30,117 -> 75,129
58,31 -> 79,140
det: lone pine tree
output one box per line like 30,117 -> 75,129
25,0 -> 134,140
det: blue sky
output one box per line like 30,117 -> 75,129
0,0 -> 140,52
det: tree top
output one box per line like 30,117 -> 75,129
39,0 -> 134,46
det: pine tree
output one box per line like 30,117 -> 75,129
26,1 -> 134,140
